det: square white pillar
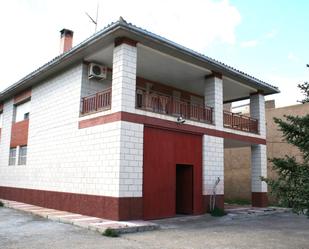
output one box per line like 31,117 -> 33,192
250,93 -> 266,136
251,144 -> 267,193
202,135 -> 224,196
251,144 -> 268,207
204,75 -> 223,129
111,41 -> 137,113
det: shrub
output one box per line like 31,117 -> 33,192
210,207 -> 226,217
102,228 -> 119,237
225,199 -> 251,205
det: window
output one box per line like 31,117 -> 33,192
24,112 -> 29,120
15,101 -> 31,122
18,146 -> 27,165
0,112 -> 2,128
9,148 -> 17,166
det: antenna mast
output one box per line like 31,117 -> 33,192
85,2 -> 99,33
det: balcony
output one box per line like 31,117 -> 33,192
81,88 -> 111,114
80,88 -> 259,134
223,110 -> 258,134
136,88 -> 213,124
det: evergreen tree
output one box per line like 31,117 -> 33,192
262,67 -> 309,216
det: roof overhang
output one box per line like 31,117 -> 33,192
0,18 -> 279,102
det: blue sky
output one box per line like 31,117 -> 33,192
0,0 -> 308,107
207,0 -> 309,106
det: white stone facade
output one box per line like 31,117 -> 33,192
251,144 -> 267,193
0,100 -> 14,167
0,40 -> 268,211
0,63 -> 143,198
250,93 -> 266,137
202,135 -> 224,195
119,121 -> 143,197
111,43 -> 137,113
204,76 -> 223,129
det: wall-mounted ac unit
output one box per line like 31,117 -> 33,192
88,63 -> 107,80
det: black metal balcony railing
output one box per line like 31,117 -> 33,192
136,89 -> 213,124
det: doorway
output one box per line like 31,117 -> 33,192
176,164 -> 193,214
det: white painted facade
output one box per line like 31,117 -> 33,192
0,32 -> 270,216
0,63 -> 143,198
202,135 -> 224,195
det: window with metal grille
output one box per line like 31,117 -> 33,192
9,148 -> 17,166
18,146 -> 27,165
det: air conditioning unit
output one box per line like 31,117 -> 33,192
88,63 -> 107,80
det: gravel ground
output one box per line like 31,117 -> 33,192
0,207 -> 308,249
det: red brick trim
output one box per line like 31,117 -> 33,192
252,192 -> 268,207
79,112 -> 266,145
203,194 -> 224,212
250,90 -> 265,96
205,71 -> 223,80
14,89 -> 31,105
115,37 -> 138,47
0,186 -> 142,221
10,119 -> 29,147
79,112 -> 121,129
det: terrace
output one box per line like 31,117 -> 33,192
80,87 -> 259,134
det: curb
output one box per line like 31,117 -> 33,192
0,199 -> 159,235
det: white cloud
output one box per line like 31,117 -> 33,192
240,40 -> 259,48
287,52 -> 299,62
265,29 -> 278,39
0,0 -> 241,91
264,74 -> 304,107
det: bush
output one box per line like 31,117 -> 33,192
0,201 -> 4,207
262,115 -> 309,217
210,207 -> 226,217
225,199 -> 251,205
102,228 -> 119,237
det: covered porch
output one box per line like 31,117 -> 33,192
80,41 -> 264,135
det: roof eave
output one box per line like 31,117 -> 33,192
0,19 -> 279,102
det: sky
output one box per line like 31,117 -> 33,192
0,0 -> 308,107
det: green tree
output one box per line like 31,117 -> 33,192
297,64 -> 309,104
298,81 -> 309,104
262,67 -> 309,216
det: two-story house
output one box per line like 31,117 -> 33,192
0,18 -> 279,221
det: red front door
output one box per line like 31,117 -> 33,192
176,164 -> 193,214
143,127 -> 202,220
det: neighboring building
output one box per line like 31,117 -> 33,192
224,101 -> 309,202
0,18 -> 279,220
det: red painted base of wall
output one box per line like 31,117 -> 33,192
203,195 -> 224,212
252,192 -> 268,207
0,186 -> 142,221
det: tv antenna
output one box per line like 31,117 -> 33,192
85,2 -> 99,33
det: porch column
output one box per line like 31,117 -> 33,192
250,93 -> 268,207
251,144 -> 268,207
202,135 -> 224,211
111,37 -> 137,113
204,73 -> 223,129
250,93 -> 266,136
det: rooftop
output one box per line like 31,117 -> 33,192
0,17 -> 279,102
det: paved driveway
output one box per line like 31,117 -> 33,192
1,207 -> 308,249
